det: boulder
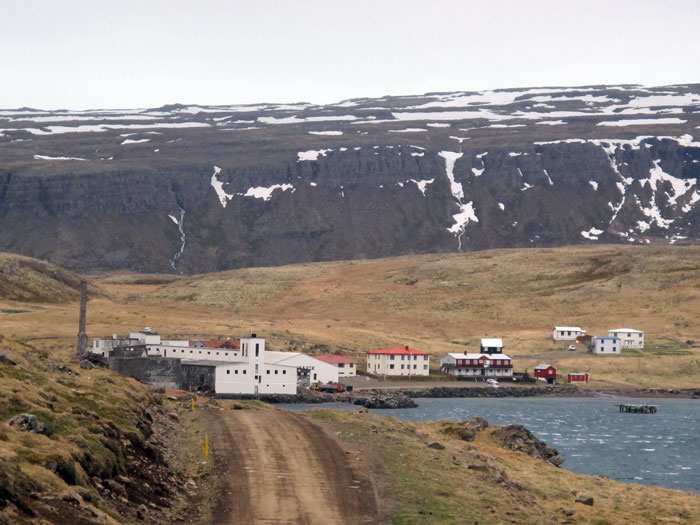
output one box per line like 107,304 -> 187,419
79,360 -> 94,370
363,393 -> 417,409
575,494 -> 594,506
426,442 -> 445,450
492,424 -> 564,466
0,352 -> 17,366
6,413 -> 51,435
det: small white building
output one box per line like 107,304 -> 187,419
590,336 -> 621,355
552,326 -> 586,341
440,353 -> 513,378
480,338 -> 503,354
367,347 -> 430,376
607,328 -> 644,349
314,355 -> 357,377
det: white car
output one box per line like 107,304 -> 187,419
568,344 -> 577,351
486,378 -> 499,388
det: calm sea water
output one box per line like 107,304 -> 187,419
279,396 -> 700,493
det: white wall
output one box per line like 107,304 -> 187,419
336,362 -> 356,377
608,330 -> 644,349
552,328 -> 583,341
591,337 -> 621,355
148,344 -> 243,362
367,353 -> 430,376
274,354 -> 338,384
214,363 -> 297,395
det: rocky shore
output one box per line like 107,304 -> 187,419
214,385 -> 700,407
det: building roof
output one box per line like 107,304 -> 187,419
181,360 -> 238,367
368,347 -> 429,356
480,338 -> 503,347
608,328 -> 642,333
445,353 -> 511,360
264,351 -> 302,364
594,336 -> 620,341
314,355 -> 357,364
554,326 -> 583,331
568,371 -> 589,375
534,364 -> 555,370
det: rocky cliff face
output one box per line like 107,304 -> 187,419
1,84 -> 699,273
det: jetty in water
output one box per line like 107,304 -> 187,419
617,404 -> 658,414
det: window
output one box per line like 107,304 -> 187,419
424,365 -> 428,370
255,343 -> 260,357
413,364 -> 417,369
235,370 -> 239,374
225,352 -> 228,356
424,355 -> 428,360
389,364 -> 395,370
243,370 -> 247,374
266,370 -> 270,374
400,364 -> 404,369
275,370 -> 278,374
338,363 -> 344,368
226,370 -> 230,374
390,355 -> 394,360
283,370 -> 286,374
190,350 -> 193,354
207,351 -> 211,355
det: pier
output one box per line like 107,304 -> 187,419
616,404 -> 658,414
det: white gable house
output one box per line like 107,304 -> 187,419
607,328 -> 644,349
552,326 -> 586,341
590,336 -> 621,355
480,338 -> 503,354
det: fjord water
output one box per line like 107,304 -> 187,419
281,397 -> 700,492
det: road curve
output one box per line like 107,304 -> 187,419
206,408 -> 378,524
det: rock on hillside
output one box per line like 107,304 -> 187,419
0,252 -> 97,302
1,84 -> 700,273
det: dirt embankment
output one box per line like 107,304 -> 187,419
205,408 -> 378,525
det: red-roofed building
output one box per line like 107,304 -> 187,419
367,346 -> 430,376
314,355 -> 357,377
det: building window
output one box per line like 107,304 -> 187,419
283,370 -> 286,374
424,355 -> 428,360
275,370 -> 278,374
235,370 -> 239,374
400,364 -> 404,369
338,363 -> 344,368
226,370 -> 230,374
243,370 -> 247,374
255,343 -> 260,357
424,365 -> 428,370
390,355 -> 394,360
267,370 -> 270,374
389,364 -> 394,370
413,364 -> 417,369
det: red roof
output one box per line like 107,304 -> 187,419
314,355 -> 357,364
368,347 -> 429,356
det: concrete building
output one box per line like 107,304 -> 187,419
440,353 -> 513,378
367,347 -> 430,376
480,338 -> 503,354
552,326 -> 586,341
590,336 -> 622,355
607,328 -> 644,349
314,355 -> 357,377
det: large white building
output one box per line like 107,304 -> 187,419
366,347 -> 430,376
607,328 -> 644,349
440,353 -> 513,378
590,336 -> 621,355
552,326 -> 586,341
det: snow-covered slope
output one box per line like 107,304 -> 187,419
1,84 -> 699,273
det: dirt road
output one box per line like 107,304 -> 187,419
206,408 -> 378,524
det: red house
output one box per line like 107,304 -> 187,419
534,364 -> 557,384
568,372 -> 589,383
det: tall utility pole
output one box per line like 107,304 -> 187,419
76,280 -> 88,355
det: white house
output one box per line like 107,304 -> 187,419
590,336 -> 621,355
480,338 -> 503,354
314,355 -> 357,377
440,353 -> 513,378
552,326 -> 586,341
607,328 -> 644,349
265,351 -> 339,385
367,347 -> 430,376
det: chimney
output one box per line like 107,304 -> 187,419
405,345 -> 409,350
76,280 -> 88,355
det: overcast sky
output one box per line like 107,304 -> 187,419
1,0 -> 698,110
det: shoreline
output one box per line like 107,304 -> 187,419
216,385 -> 700,405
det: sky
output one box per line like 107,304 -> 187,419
1,0 -> 699,110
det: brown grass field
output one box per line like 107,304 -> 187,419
1,244 -> 699,388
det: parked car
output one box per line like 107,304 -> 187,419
568,344 -> 577,351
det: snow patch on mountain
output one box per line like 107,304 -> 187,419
597,118 -> 687,127
210,166 -> 233,208
297,149 -> 333,161
581,227 -> 604,240
243,184 -> 294,201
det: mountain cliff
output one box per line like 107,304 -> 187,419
1,84 -> 699,273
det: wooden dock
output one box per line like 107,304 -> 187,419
616,404 -> 658,414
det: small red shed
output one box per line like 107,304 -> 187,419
568,372 -> 589,383
534,364 -> 557,384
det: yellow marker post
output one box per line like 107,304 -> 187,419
191,398 -> 195,410
204,434 -> 209,457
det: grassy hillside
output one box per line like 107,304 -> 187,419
312,408 -> 700,524
0,335 -> 192,524
129,244 -> 700,388
0,253 -> 100,303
